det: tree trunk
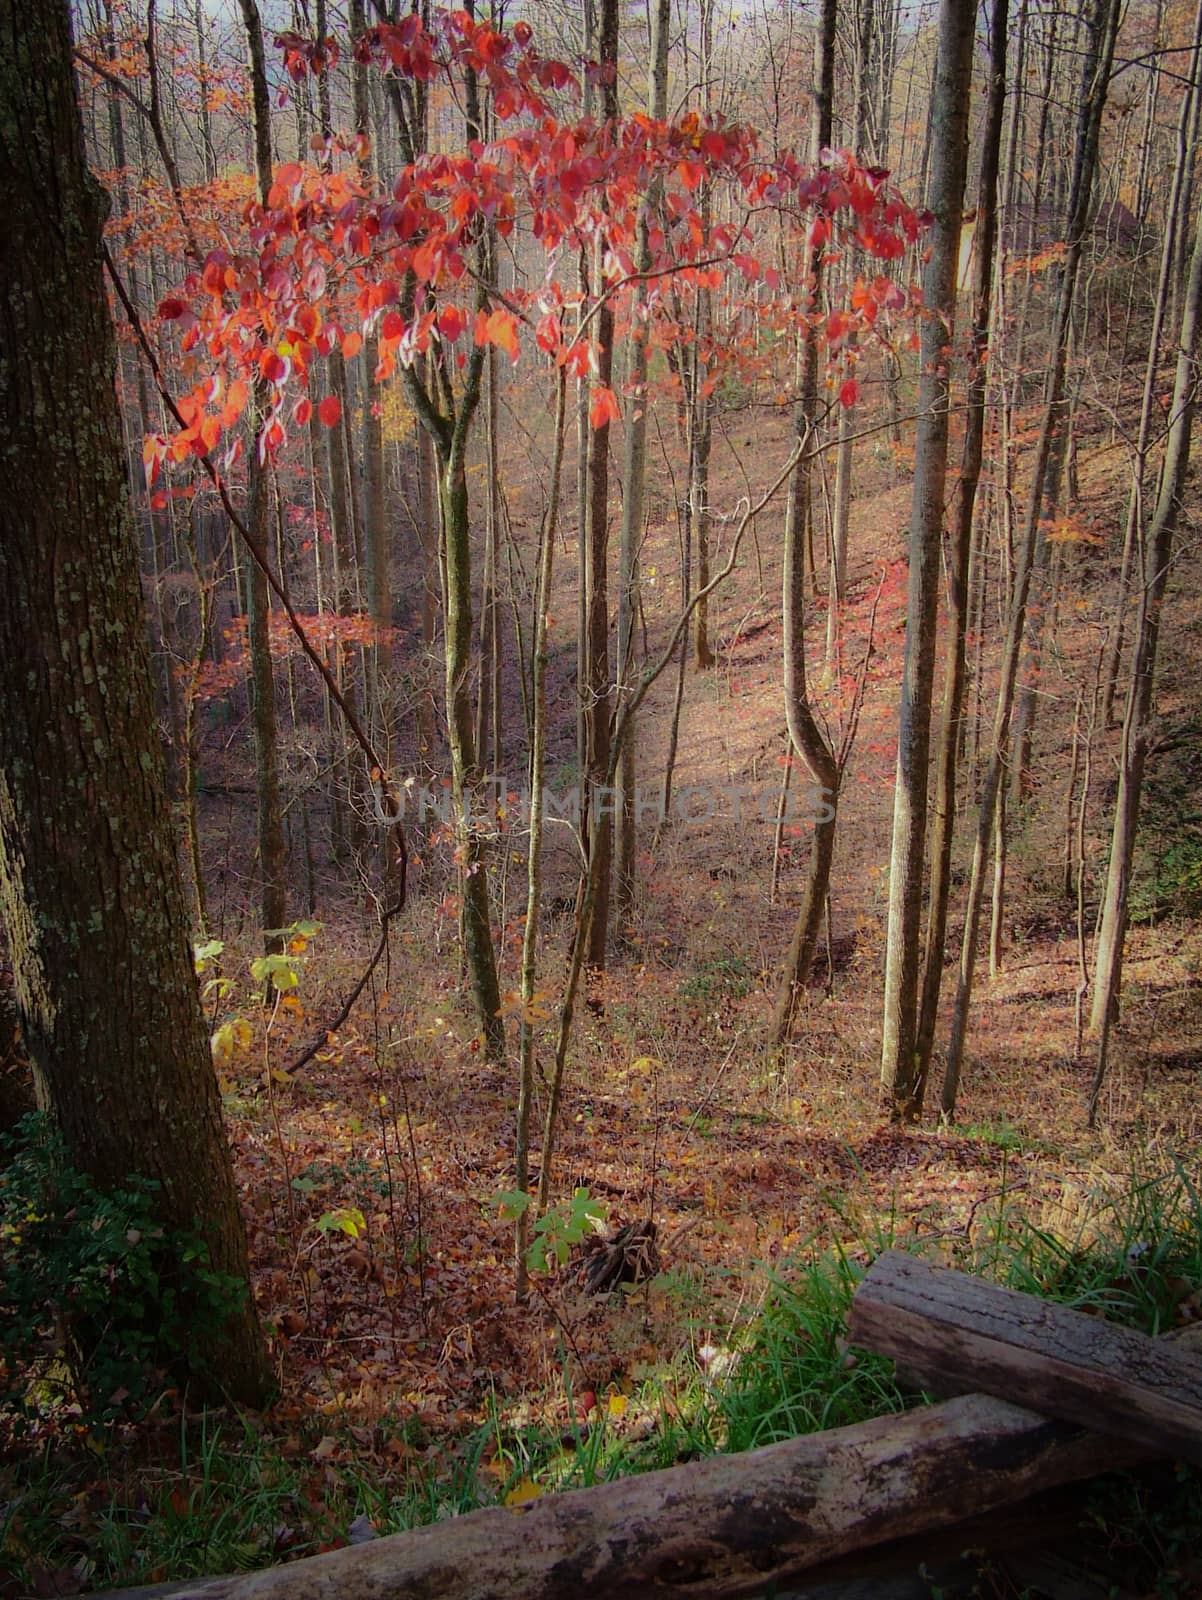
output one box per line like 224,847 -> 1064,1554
1087,202 -> 1202,1109
442,446 -> 505,1062
913,0 -> 1008,1113
582,0 -> 619,973
1101,0 -> 1202,727
879,0 -> 976,1117
352,0 -> 392,716
0,0 -> 269,1406
941,0 -> 1121,1120
239,0 -> 288,952
1009,0 -> 1120,802
614,0 -> 670,929
515,373 -> 568,1300
766,0 -> 840,1053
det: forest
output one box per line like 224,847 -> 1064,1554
2,0 -> 1202,1592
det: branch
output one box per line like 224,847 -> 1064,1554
282,897 -> 404,1075
103,242 -> 407,905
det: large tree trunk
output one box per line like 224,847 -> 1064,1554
879,0 -> 976,1117
0,0 -> 269,1405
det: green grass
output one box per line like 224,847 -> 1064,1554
4,1158 -> 1201,1593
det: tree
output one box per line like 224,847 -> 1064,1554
238,0 -> 289,958
940,0 -> 1121,1119
878,0 -> 976,1117
0,0 -> 269,1403
766,0 -> 841,1051
1088,199 -> 1202,1116
913,0 -> 1009,1111
614,0 -> 671,926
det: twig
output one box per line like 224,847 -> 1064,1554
282,900 -> 404,1075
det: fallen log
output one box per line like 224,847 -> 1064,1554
88,1392 -> 1145,1600
848,1250 -> 1202,1464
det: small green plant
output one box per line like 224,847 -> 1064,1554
0,1114 -> 246,1426
679,955 -> 754,1004
493,1187 -> 607,1273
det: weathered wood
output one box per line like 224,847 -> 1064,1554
88,1393 -> 1142,1600
849,1250 -> 1202,1464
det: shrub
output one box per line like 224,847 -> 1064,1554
0,1113 -> 245,1426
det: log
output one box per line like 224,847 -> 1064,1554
88,1393 -> 1142,1600
848,1250 -> 1202,1464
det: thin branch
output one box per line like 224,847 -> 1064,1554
103,241 -> 407,900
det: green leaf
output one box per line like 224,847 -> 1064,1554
316,1207 -> 366,1238
251,954 -> 299,991
193,938 -> 225,971
492,1188 -> 533,1221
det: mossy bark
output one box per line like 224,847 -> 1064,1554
0,0 -> 270,1405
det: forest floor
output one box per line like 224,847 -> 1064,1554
5,375 -> 1202,1594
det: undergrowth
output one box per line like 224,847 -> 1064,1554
3,1157 -> 1200,1595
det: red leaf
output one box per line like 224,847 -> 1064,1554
589,384 -> 620,429
294,397 -> 313,426
535,311 -> 561,353
839,378 -> 859,409
318,395 -> 342,427
158,297 -> 186,320
342,331 -> 363,359
484,309 -> 520,362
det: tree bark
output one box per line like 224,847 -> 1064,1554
582,0 -> 619,972
1087,198 -> 1202,1103
614,0 -> 670,929
850,1250 -> 1202,1462
515,372 -> 568,1300
766,0 -> 841,1052
0,0 -> 269,1405
82,1391 -> 1148,1600
879,0 -> 976,1116
913,0 -> 1008,1112
941,0 -> 1121,1120
238,0 -> 288,952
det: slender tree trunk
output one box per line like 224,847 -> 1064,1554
441,444 -> 505,1061
941,0 -> 1122,1119
583,0 -> 619,973
1010,0 -> 1120,801
912,0 -> 1008,1114
515,372 -> 567,1301
239,0 -> 288,952
351,0 -> 391,720
614,0 -> 670,929
1102,0 -> 1202,726
1087,207 -> 1202,1104
766,0 -> 840,1052
0,0 -> 269,1405
476,338 -> 503,777
879,0 -> 976,1117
